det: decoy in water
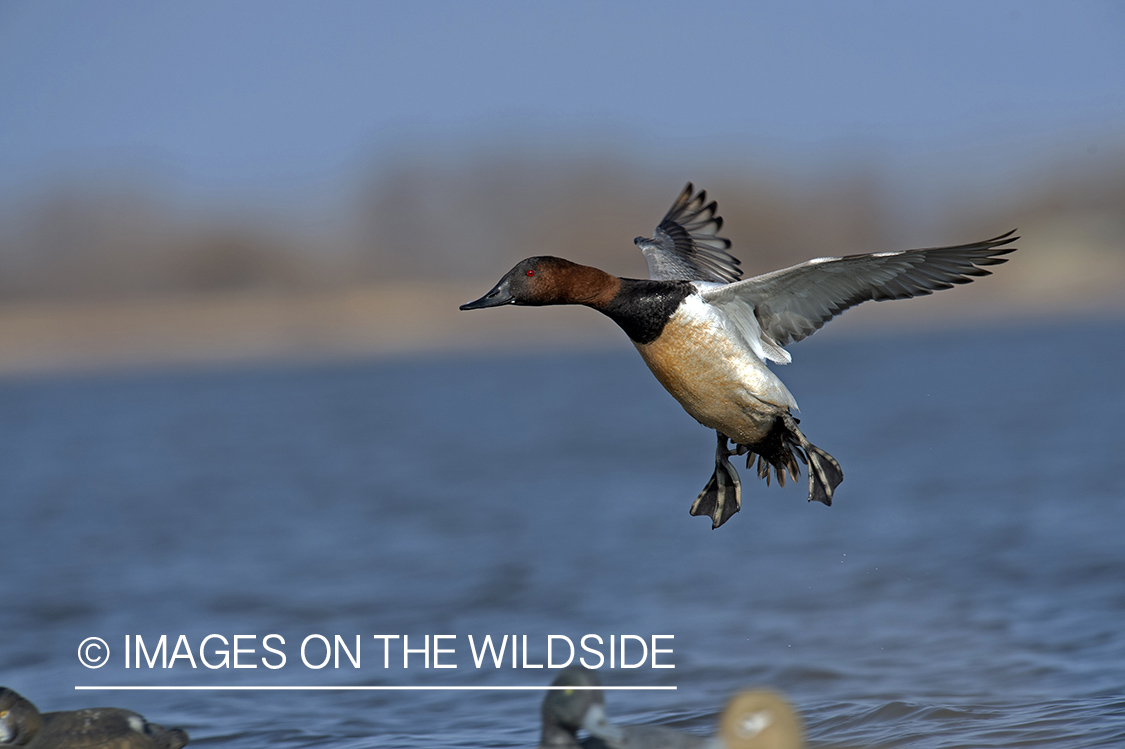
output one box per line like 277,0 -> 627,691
710,690 -> 803,749
538,667 -> 803,749
539,666 -> 702,749
0,687 -> 188,749
462,184 -> 1017,528
539,666 -> 614,749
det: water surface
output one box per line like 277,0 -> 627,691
1,320 -> 1123,747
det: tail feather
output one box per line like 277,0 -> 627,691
757,453 -> 771,484
743,415 -> 809,492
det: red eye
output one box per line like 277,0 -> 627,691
526,269 -> 535,277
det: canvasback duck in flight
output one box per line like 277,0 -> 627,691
461,184 -> 1017,529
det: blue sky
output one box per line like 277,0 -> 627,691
1,1 -> 1123,212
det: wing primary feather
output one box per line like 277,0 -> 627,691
701,230 -> 1018,348
638,184 -> 742,284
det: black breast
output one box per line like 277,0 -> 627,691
599,279 -> 694,345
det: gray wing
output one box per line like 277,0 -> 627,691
634,183 -> 741,283
701,231 -> 1018,347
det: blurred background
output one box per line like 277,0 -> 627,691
0,0 -> 1122,372
1,3 -> 1124,748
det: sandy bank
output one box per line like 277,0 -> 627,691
0,273 -> 1119,378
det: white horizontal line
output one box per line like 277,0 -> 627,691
75,685 -> 676,691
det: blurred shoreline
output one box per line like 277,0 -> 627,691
0,279 -> 1120,378
3,156 -> 1122,378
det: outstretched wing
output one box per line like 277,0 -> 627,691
702,231 -> 1018,349
634,183 -> 742,283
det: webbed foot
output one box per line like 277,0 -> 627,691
805,444 -> 843,505
781,412 -> 843,505
690,432 -> 742,529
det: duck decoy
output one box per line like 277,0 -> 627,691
539,666 -> 615,749
593,689 -> 804,749
0,687 -> 188,749
462,184 -> 1016,528
540,666 -> 703,749
539,667 -> 804,749
712,690 -> 804,749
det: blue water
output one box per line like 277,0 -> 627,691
1,319 -> 1123,748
